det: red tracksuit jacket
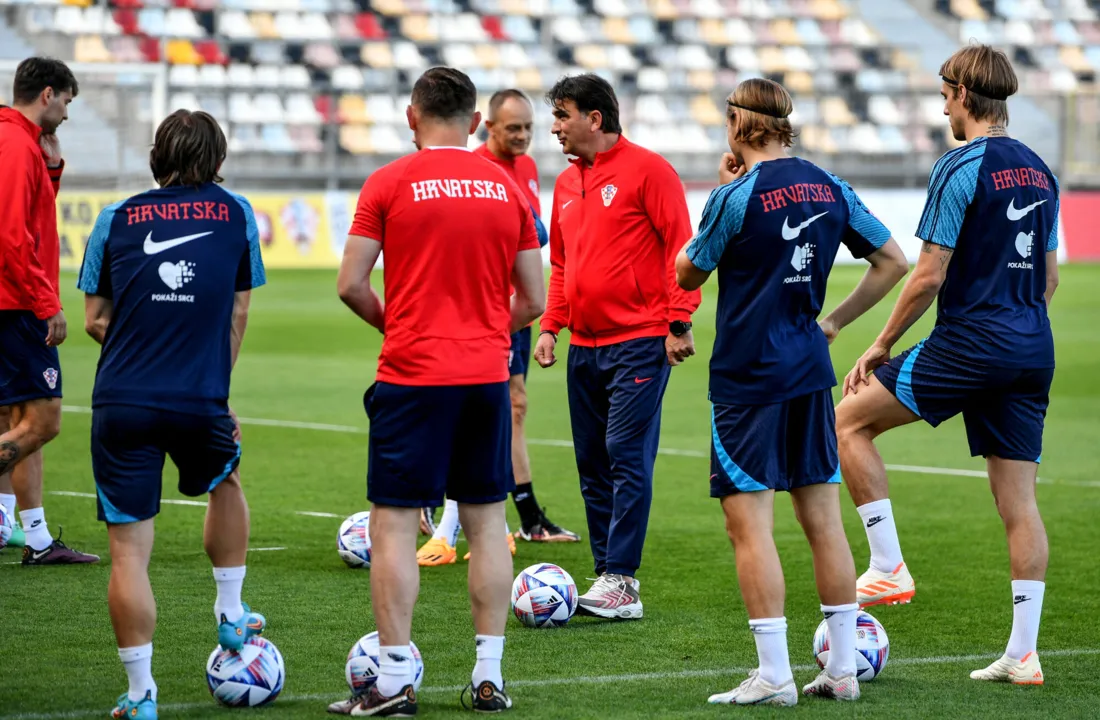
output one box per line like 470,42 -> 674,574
0,107 -> 63,320
541,136 -> 701,346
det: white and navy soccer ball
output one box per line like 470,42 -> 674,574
813,611 -> 889,681
345,632 -> 424,695
0,504 -> 12,550
206,636 -> 286,707
338,511 -> 372,568
511,563 -> 579,628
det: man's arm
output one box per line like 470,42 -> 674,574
539,185 -> 569,336
0,145 -> 61,321
644,160 -> 702,320
1045,249 -> 1059,306
83,294 -> 113,345
512,248 -> 546,332
675,239 -> 710,291
876,241 -> 951,349
337,234 -> 385,332
231,290 -> 250,367
820,239 -> 909,341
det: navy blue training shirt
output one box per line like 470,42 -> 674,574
916,137 -> 1058,368
686,157 -> 891,405
78,183 -> 266,414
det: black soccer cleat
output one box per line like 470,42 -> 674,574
347,685 -> 417,717
461,680 -> 513,713
516,511 -> 580,543
21,529 -> 99,565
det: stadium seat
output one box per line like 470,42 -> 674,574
75,34 -> 115,63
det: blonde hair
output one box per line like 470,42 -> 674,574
726,78 -> 796,149
939,44 -> 1018,125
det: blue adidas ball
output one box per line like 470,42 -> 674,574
206,636 -> 286,707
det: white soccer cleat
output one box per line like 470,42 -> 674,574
802,669 -> 860,701
970,652 -> 1044,685
708,669 -> 798,706
856,562 -> 915,608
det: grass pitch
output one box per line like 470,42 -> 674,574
3,265 -> 1099,719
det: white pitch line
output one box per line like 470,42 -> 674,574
297,511 -> 342,518
248,546 -> 287,552
49,491 -> 207,507
2,647 -> 1098,720
58,406 -> 1092,488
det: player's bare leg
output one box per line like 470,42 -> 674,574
458,501 -> 513,711
791,483 -> 860,700
368,505 -> 421,690
0,406 -> 24,548
107,518 -> 159,714
204,471 -> 265,651
835,376 -> 918,606
971,456 -> 1047,685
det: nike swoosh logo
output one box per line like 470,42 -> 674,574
781,211 -> 828,240
562,200 -> 574,210
30,548 -> 50,560
866,516 -> 884,527
634,377 -> 653,384
1006,198 -> 1047,221
143,231 -> 213,255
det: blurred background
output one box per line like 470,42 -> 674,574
1,0 -> 1098,267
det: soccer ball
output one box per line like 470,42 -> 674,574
338,511 -> 372,568
0,504 -> 12,550
206,636 -> 286,707
346,632 -> 424,695
511,563 -> 578,628
812,611 -> 889,681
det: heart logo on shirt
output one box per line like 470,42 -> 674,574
1015,231 -> 1034,259
159,261 -> 196,291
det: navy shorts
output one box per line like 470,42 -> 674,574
509,327 -> 532,379
875,338 -> 1052,462
0,311 -> 62,405
365,381 -> 513,507
710,389 -> 840,497
92,405 -> 241,524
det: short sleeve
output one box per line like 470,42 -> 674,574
915,143 -> 986,249
684,172 -> 758,272
349,169 -> 393,243
228,191 -> 266,291
77,199 -> 124,298
1046,173 -> 1060,252
825,172 -> 892,258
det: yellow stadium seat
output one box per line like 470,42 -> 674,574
515,67 -> 543,92
62,0 -> 93,7
603,18 -> 634,44
166,40 -> 204,66
771,19 -> 801,45
500,0 -> 530,15
759,47 -> 788,73
811,0 -> 847,21
647,0 -> 678,21
1060,46 -> 1091,73
784,71 -> 814,94
360,44 -> 394,68
949,0 -> 987,21
340,125 -> 374,155
74,35 -> 114,64
689,95 -> 724,126
820,96 -> 856,126
338,95 -> 371,124
374,0 -> 407,17
686,70 -> 716,91
574,45 -> 609,70
250,13 -> 279,39
474,44 -> 501,69
400,15 -> 438,43
699,19 -> 728,46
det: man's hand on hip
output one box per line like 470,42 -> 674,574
534,332 -> 557,368
45,310 -> 67,347
665,330 -> 695,366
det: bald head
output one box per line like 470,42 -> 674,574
485,90 -> 534,159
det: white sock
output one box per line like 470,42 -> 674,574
857,499 -> 903,573
0,493 -> 16,520
821,603 -> 859,677
119,644 -> 157,702
433,499 -> 461,547
377,645 -> 414,697
213,566 -> 246,623
1006,580 -> 1045,660
504,517 -> 510,537
20,508 -> 51,551
473,634 -> 504,688
748,617 -> 792,686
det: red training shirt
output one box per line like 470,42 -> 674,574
473,142 -> 541,216
0,107 -> 65,320
541,136 -> 701,346
350,146 -> 540,386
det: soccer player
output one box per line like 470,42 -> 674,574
77,110 -> 268,720
676,78 -> 908,705
416,89 -> 579,568
533,74 -> 700,619
836,45 -> 1059,685
0,59 -> 99,564
330,67 -> 545,716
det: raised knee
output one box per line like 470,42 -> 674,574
835,403 -> 871,447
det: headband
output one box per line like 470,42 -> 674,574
941,76 -> 1009,102
726,100 -> 789,119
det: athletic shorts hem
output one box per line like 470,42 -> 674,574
0,390 -> 61,406
367,491 -> 511,509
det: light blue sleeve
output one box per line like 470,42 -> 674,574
227,190 -> 267,290
77,200 -> 124,296
685,172 -> 758,272
824,171 -> 891,254
1046,173 -> 1060,252
915,142 -> 986,249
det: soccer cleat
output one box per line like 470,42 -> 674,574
417,537 -> 458,566
461,680 -> 513,713
217,602 -> 266,651
21,529 -> 99,565
708,669 -> 798,706
348,685 -> 418,717
110,691 -> 158,719
7,523 -> 25,549
576,574 -> 642,619
515,513 -> 580,543
419,507 -> 436,537
463,533 -> 516,562
802,670 -> 860,701
856,562 -> 915,608
327,694 -> 367,715
970,652 -> 1044,685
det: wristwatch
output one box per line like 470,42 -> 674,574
669,321 -> 692,337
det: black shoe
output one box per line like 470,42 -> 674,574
461,680 -> 512,713
22,529 -> 100,565
517,511 -> 580,543
348,685 -> 417,717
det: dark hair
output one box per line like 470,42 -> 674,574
12,57 -> 78,105
410,67 -> 477,121
545,74 -> 621,134
488,89 -> 531,121
149,109 -> 227,187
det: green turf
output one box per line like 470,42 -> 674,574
3,265 -> 1099,719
